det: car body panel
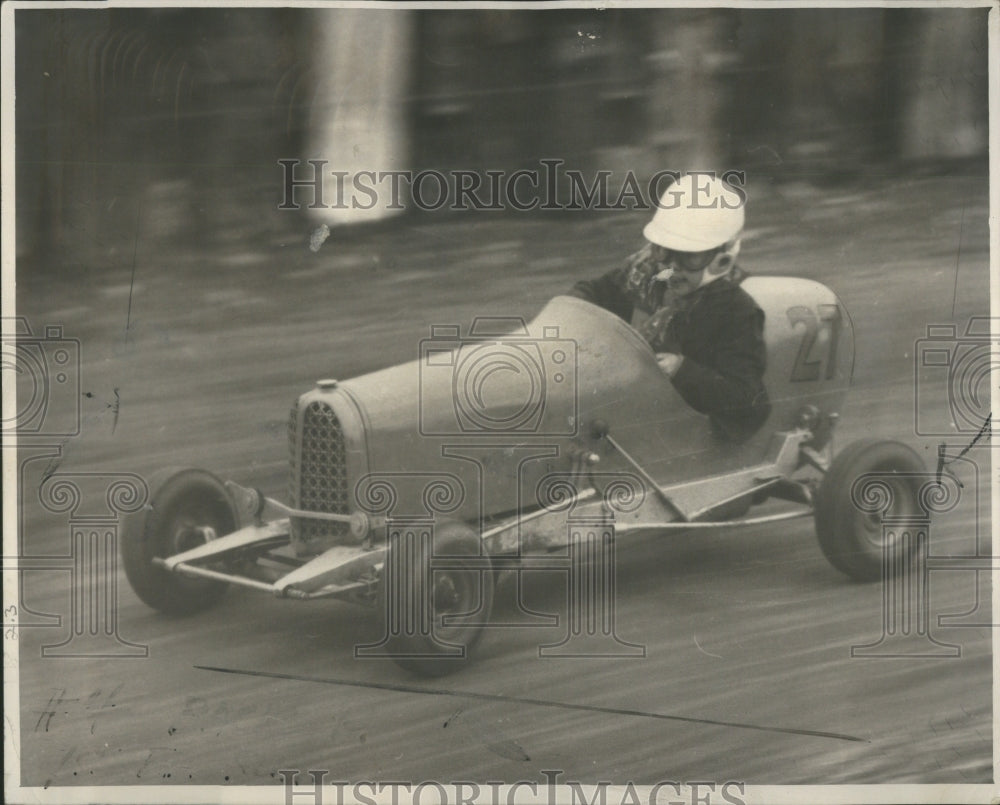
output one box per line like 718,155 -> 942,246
304,279 -> 852,532
136,274 -> 873,650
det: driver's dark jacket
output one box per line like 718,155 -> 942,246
569,263 -> 771,441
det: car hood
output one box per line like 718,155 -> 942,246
326,296 -> 723,522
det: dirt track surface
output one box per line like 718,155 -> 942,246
12,172 -> 993,787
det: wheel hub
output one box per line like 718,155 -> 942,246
173,523 -> 218,553
433,575 -> 461,611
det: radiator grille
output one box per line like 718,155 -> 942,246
289,400 -> 351,547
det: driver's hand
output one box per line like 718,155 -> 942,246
656,352 -> 684,378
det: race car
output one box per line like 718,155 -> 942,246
122,277 -> 927,675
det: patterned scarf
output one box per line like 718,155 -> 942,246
622,243 -> 665,313
627,247 -> 747,353
624,244 -> 687,351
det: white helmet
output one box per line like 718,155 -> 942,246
643,173 -> 745,252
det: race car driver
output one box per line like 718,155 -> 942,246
569,173 -> 771,441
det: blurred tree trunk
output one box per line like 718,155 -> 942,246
645,11 -> 737,172
309,9 -> 414,225
896,9 -> 989,159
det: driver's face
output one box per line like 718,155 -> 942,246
648,243 -> 717,296
665,265 -> 705,296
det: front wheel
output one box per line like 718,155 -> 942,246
814,439 -> 926,582
379,522 -> 494,677
122,468 -> 238,615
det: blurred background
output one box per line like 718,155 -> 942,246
9,4 -> 992,474
10,9 -> 994,786
14,6 -> 989,264
11,5 -> 991,470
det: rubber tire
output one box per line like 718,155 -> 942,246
380,522 -> 494,677
814,439 -> 926,582
122,468 -> 237,615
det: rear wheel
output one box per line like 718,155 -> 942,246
814,439 -> 925,582
122,468 -> 237,615
379,523 -> 494,677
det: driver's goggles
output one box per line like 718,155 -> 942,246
650,245 -> 720,273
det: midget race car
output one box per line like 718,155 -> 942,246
122,277 -> 927,675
